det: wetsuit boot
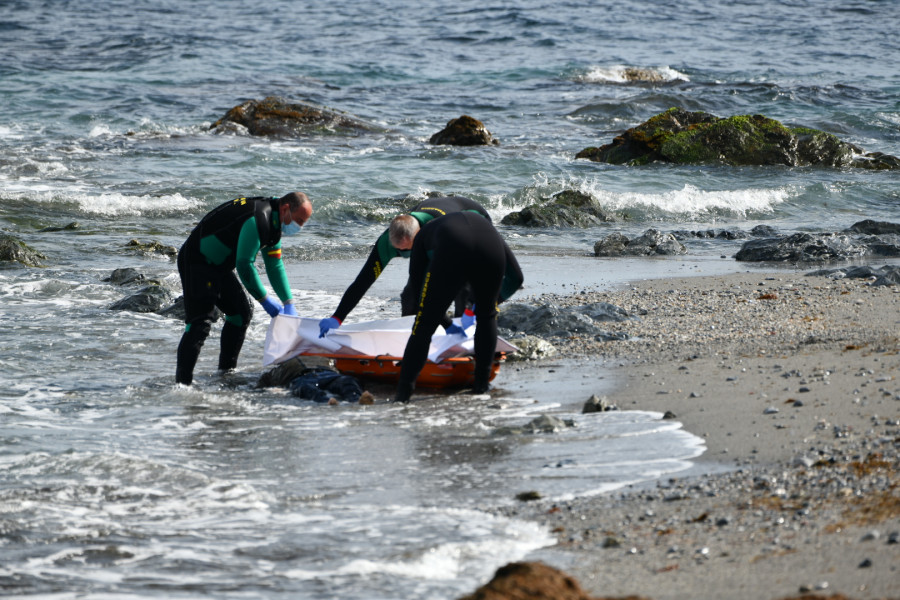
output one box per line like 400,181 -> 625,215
393,380 -> 414,403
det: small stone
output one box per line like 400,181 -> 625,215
764,407 -> 780,415
358,391 -> 375,405
799,386 -> 811,393
662,410 -> 677,420
859,558 -> 873,568
861,530 -> 880,542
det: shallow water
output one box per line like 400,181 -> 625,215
2,0 -> 899,596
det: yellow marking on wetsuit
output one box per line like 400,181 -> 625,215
267,248 -> 282,259
412,271 -> 431,334
416,207 -> 446,215
373,261 -> 383,278
233,197 -> 248,206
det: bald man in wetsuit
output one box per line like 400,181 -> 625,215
175,192 -> 312,385
317,196 -> 490,337
391,210 -> 524,403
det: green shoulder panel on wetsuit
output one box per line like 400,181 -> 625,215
373,229 -> 400,275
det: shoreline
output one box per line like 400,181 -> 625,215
492,269 -> 899,600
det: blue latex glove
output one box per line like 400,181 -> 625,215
282,302 -> 298,317
460,307 -> 476,329
445,323 -> 466,337
259,296 -> 282,318
319,317 -> 341,338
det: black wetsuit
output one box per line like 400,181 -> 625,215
175,197 -> 291,385
330,196 -> 490,323
395,211 -> 524,401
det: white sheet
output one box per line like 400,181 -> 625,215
263,315 -> 517,366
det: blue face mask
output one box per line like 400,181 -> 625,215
282,220 -> 302,236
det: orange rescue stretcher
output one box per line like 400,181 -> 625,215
298,352 -> 506,388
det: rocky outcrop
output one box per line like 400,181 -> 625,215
210,96 -> 378,137
0,234 -> 46,267
429,115 -> 499,146
594,229 -> 686,257
671,224 -> 778,241
576,107 -> 900,169
498,302 -> 630,339
500,190 -> 616,227
735,228 -> 900,262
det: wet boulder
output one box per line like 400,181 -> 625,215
577,107 -> 899,169
109,285 -> 175,313
500,190 -> 617,227
594,228 -> 687,257
0,234 -> 46,267
735,231 -> 900,262
498,302 -> 630,339
429,115 -> 499,146
104,267 -> 145,285
844,219 -> 900,235
125,239 -> 177,259
210,96 -> 378,137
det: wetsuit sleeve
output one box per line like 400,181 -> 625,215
261,241 -> 293,302
332,229 -> 398,322
498,241 -> 524,303
235,217 -> 269,301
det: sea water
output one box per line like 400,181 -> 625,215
2,0 -> 898,597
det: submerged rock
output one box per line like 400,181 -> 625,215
576,107 -> 899,169
125,239 -> 177,259
500,190 -> 616,227
494,414 -> 575,436
0,234 -> 46,267
210,96 -> 378,137
429,115 -> 498,146
594,229 -> 687,257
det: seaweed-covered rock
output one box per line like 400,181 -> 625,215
577,107 -> 899,169
0,234 -> 46,267
429,115 -> 498,146
594,229 -> 687,256
456,561 -> 603,600
210,96 -> 378,137
125,239 -> 177,259
500,190 -> 616,227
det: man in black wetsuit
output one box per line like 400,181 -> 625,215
317,196 -> 490,337
175,192 -> 312,385
391,210 -> 524,403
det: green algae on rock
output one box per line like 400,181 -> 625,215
577,107 -> 900,169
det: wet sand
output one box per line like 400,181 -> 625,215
494,269 -> 900,600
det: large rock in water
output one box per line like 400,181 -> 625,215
594,229 -> 687,256
210,96 -> 378,137
0,234 -> 46,267
501,190 -> 616,227
429,115 -> 499,146
576,107 -> 900,169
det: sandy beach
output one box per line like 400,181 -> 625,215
490,267 -> 900,600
